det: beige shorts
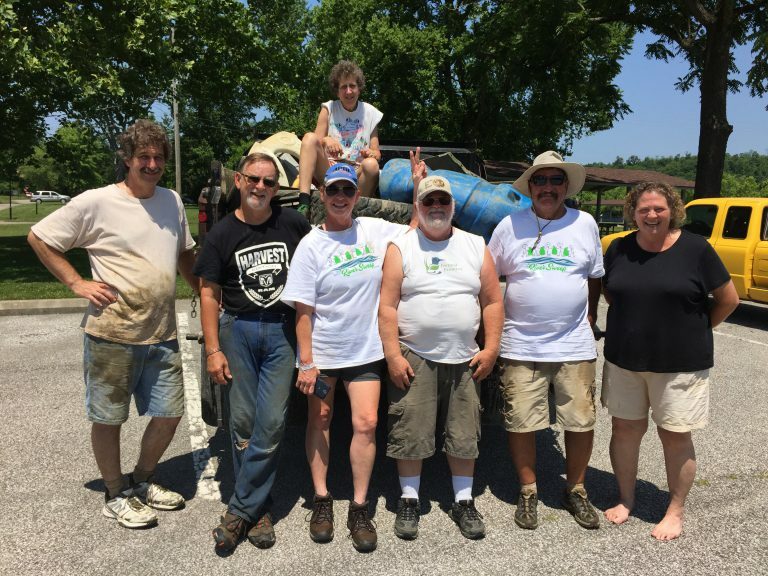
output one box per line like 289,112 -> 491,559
498,359 -> 596,433
601,360 -> 709,432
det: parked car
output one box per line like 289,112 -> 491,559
29,191 -> 71,204
601,197 -> 768,304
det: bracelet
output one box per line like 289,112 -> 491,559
299,362 -> 316,372
206,348 -> 222,357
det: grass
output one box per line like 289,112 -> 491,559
0,204 -> 199,301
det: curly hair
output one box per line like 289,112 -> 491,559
623,181 -> 686,229
328,60 -> 365,95
116,119 -> 171,163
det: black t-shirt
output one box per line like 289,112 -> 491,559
193,206 -> 311,316
603,230 -> 731,373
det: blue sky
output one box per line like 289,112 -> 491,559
569,31 -> 768,164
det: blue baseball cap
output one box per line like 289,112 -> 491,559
324,163 -> 358,188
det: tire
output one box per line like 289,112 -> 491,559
309,195 -> 413,226
60,199 -> 66,204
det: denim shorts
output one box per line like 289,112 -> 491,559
83,334 -> 184,425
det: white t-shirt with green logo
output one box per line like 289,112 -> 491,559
488,207 -> 604,361
282,217 -> 408,369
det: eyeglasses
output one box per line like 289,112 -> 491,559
420,196 -> 452,207
325,185 -> 357,197
530,175 -> 566,186
239,173 -> 277,187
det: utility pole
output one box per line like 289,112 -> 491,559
171,26 -> 182,195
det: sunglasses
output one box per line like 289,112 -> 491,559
420,196 -> 452,207
530,175 -> 566,186
325,185 -> 357,197
239,173 -> 277,187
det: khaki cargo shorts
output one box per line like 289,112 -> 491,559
386,346 -> 481,460
498,358 -> 596,433
601,360 -> 709,432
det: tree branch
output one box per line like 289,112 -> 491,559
680,0 -> 715,27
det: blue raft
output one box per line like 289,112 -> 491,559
379,158 -> 531,242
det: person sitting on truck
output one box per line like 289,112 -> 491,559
194,152 -> 311,553
281,155 -> 422,553
601,181 -> 739,541
297,60 -> 383,215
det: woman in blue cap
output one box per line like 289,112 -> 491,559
283,153 -> 423,552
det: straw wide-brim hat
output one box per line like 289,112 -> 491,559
513,151 -> 586,198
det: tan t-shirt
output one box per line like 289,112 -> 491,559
32,184 -> 195,344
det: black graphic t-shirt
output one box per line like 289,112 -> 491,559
193,206 -> 311,316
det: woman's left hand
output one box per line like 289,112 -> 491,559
296,366 -> 319,396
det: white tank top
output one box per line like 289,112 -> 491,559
392,228 -> 485,363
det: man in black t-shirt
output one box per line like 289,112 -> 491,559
194,152 -> 310,553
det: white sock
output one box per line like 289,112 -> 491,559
399,475 -> 420,499
452,475 -> 473,502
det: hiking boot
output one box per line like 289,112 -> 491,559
212,511 -> 249,553
562,486 -> 600,529
347,500 -> 377,552
129,474 -> 185,511
102,490 -> 158,529
248,511 -> 276,549
515,491 -> 539,530
394,498 -> 420,540
449,499 -> 486,540
309,493 -> 334,543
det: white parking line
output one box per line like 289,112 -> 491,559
178,313 -> 221,501
714,329 -> 768,347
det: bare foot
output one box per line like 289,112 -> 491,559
604,503 -> 632,525
651,512 -> 683,541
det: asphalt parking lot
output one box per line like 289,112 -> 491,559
1,299 -> 766,576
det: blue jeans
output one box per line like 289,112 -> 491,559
218,311 -> 297,522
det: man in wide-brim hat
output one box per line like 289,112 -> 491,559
488,150 -> 604,532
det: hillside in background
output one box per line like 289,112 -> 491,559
588,151 -> 768,197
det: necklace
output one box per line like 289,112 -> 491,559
531,210 -> 553,252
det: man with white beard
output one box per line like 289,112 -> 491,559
378,175 -> 503,541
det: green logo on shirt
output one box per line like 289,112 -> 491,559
524,243 -> 575,272
330,243 -> 378,277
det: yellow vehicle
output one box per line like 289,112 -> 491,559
601,197 -> 768,304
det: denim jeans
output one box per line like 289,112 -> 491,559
218,311 -> 297,522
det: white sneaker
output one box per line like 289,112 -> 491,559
130,477 -> 185,511
102,491 -> 158,528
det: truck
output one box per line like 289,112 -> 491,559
190,133 -> 520,427
601,197 -> 768,304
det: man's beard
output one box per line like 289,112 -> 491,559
421,207 -> 454,235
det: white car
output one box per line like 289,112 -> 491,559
29,191 -> 71,204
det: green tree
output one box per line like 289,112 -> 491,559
589,0 -> 768,198
45,123 -> 112,196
